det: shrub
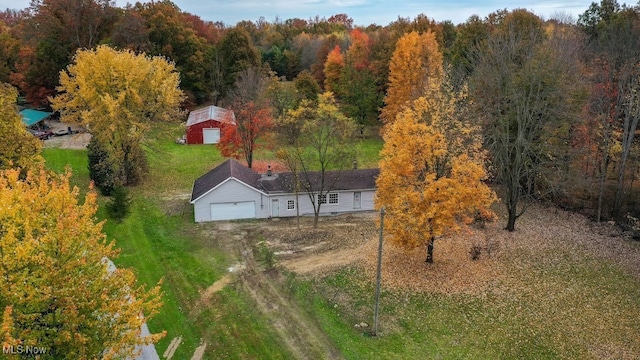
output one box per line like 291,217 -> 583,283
87,137 -> 117,195
106,186 -> 131,222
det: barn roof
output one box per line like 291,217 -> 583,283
191,158 -> 379,203
186,105 -> 235,127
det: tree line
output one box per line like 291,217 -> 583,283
2,0 -> 640,236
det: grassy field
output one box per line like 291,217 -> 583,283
43,126 -> 295,358
42,123 -> 640,359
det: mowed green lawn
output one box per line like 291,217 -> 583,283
43,124 -> 640,359
43,126 -> 296,358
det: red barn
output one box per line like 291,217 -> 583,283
186,105 -> 235,144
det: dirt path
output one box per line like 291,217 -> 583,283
230,227 -> 342,360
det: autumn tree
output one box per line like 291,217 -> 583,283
581,57 -> 618,221
217,27 -> 261,99
0,83 -> 42,173
283,92 -> 356,228
471,10 -> 578,231
323,45 -> 344,92
579,0 -> 640,217
109,6 -> 151,53
310,34 -> 342,88
381,30 -> 443,125
294,69 -> 321,102
0,167 -> 164,359
376,79 -> 495,263
138,0 -> 211,104
0,20 -> 20,84
337,29 -> 381,126
266,76 -> 298,122
51,45 -> 184,191
448,15 -> 490,80
13,0 -> 117,105
218,67 -> 273,169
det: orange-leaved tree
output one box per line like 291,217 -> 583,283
323,45 -> 344,93
0,167 -> 164,359
218,100 -> 272,168
218,67 -> 273,169
376,94 -> 495,263
381,30 -> 443,125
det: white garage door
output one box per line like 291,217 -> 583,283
202,128 -> 220,144
210,201 -> 255,221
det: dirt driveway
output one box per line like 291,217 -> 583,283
192,213 -> 379,360
43,121 -> 90,149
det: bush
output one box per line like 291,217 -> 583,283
257,241 -> 276,270
106,186 -> 131,222
87,137 -> 117,195
88,137 -> 148,194
122,142 -> 148,187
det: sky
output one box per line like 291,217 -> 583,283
0,0 -> 626,26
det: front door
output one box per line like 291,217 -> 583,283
354,192 -> 361,209
271,199 -> 280,217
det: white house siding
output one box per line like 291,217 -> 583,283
271,190 -> 376,218
192,179 -> 269,222
361,190 -> 376,210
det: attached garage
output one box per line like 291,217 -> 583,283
186,105 -> 235,144
210,201 -> 255,220
190,159 -> 269,222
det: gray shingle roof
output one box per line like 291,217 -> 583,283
191,159 -> 379,203
259,169 -> 379,193
190,159 -> 261,202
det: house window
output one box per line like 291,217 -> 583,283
318,193 -> 338,205
287,200 -> 295,210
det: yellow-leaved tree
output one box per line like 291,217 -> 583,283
0,83 -> 42,173
0,167 -> 164,359
381,31 -> 443,125
51,45 -> 184,192
376,82 -> 496,263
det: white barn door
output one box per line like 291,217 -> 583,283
202,128 -> 220,144
210,201 -> 255,220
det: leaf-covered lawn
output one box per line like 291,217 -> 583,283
293,203 -> 640,359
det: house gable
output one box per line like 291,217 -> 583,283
190,159 -> 262,203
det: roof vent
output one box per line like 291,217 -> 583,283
267,165 -> 272,177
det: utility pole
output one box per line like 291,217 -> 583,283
373,207 -> 385,336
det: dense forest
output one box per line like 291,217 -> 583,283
2,0 -> 640,223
